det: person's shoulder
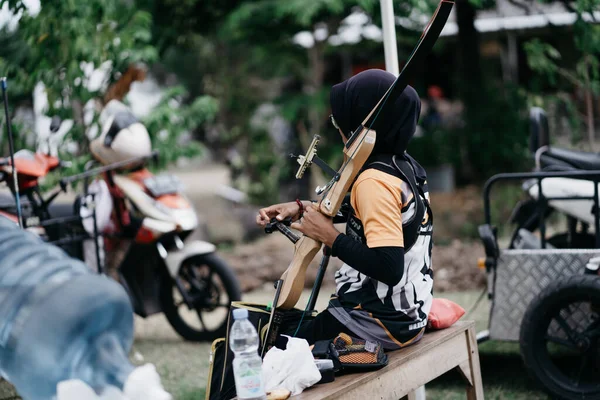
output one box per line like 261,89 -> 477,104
356,168 -> 403,188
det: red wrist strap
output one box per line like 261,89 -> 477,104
295,198 -> 304,219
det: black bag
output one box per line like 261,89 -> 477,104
205,302 -> 315,400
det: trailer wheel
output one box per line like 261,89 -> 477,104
520,275 -> 600,399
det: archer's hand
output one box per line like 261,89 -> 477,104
256,201 -> 304,227
291,205 -> 340,247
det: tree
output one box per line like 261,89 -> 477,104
0,0 -> 218,176
220,0 -> 424,201
524,0 -> 600,150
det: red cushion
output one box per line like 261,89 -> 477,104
427,298 -> 465,330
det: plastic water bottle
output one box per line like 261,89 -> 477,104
230,308 -> 267,400
0,217 -> 139,399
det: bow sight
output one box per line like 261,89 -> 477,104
291,134 -> 338,195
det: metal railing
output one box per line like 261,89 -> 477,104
483,170 -> 600,248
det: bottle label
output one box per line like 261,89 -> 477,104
234,360 -> 264,399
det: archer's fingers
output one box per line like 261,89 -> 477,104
258,207 -> 272,221
256,213 -> 268,226
306,204 -> 319,213
276,210 -> 292,221
257,208 -> 273,226
290,221 -> 304,233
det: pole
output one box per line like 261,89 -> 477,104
1,77 -> 24,228
380,0 -> 400,75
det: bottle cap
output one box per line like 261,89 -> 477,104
233,308 -> 248,320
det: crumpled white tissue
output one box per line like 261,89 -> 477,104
57,364 -> 172,400
262,336 -> 321,396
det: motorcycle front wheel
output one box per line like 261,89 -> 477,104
160,253 -> 241,342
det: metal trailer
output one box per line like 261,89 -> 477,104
477,169 -> 600,400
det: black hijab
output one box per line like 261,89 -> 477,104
329,69 -> 421,157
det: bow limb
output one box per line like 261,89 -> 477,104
277,235 -> 322,309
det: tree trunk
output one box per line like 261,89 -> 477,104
455,0 -> 483,181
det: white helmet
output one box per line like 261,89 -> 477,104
90,100 -> 152,166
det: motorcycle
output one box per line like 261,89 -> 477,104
70,99 -> 242,341
508,107 -> 600,249
1,104 -> 241,342
0,117 -> 82,244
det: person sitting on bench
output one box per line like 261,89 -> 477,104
256,69 -> 434,350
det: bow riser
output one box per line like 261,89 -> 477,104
319,127 -> 376,216
275,128 -> 376,310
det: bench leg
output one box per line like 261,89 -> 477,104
457,326 -> 484,400
406,385 -> 426,400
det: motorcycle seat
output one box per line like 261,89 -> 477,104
543,147 -> 600,171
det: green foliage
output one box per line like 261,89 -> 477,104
0,0 -> 157,164
219,0 -> 416,201
1,0 -> 157,101
411,85 -> 530,181
135,0 -> 241,53
0,121 -> 35,156
524,39 -> 563,86
0,0 -> 218,184
528,92 -> 584,146
240,128 -> 288,204
461,85 -> 530,179
142,87 -> 218,169
524,0 -> 600,148
408,129 -> 454,168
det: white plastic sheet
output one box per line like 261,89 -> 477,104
262,336 -> 321,396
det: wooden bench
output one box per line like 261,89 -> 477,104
293,320 -> 483,400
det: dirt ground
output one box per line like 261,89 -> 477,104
221,231 -> 486,294
185,167 -> 489,294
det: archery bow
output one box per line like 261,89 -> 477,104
270,0 -> 454,312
